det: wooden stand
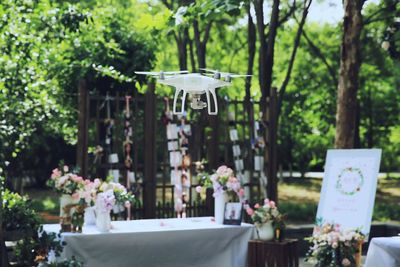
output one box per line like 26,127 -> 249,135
248,239 -> 299,267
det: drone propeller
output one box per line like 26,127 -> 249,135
135,70 -> 189,80
199,69 -> 251,82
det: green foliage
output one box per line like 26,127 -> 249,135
40,257 -> 84,267
15,227 -> 66,266
0,0 -> 156,180
2,189 -> 41,232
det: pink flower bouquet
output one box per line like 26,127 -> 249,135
305,222 -> 365,266
245,198 -> 282,226
47,166 -> 84,195
196,165 -> 243,199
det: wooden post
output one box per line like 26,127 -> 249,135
143,83 -> 156,219
207,114 -> 219,169
77,79 -> 89,178
356,240 -> 362,267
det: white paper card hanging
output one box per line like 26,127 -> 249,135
167,124 -> 179,140
233,145 -> 241,157
168,141 -> 179,151
228,111 -> 235,121
171,170 -> 182,185
128,171 -> 135,183
169,151 -> 182,167
108,153 -> 119,164
229,129 -> 238,141
235,159 -> 244,171
109,169 -> 120,183
183,125 -> 192,136
255,156 -> 264,171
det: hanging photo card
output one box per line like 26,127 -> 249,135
167,124 -> 179,140
128,171 -> 135,183
254,156 -> 264,171
109,169 -> 120,183
171,170 -> 182,185
108,153 -> 119,164
234,159 -> 244,171
169,151 -> 182,167
168,141 -> 179,151
233,145 -> 241,157
316,149 -> 382,236
229,129 -> 238,141
183,125 -> 192,136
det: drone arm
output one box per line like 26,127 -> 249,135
173,88 -> 187,115
206,88 -> 218,115
181,91 -> 187,114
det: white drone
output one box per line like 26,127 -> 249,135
135,69 -> 250,115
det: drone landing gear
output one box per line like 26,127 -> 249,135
173,88 -> 188,115
205,88 -> 218,115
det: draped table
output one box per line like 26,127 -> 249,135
365,236 -> 400,267
43,217 -> 255,267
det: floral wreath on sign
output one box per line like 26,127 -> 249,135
335,167 -> 364,196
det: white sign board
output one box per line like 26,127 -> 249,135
316,149 -> 382,235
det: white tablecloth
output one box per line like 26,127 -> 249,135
43,217 -> 255,267
365,237 -> 400,267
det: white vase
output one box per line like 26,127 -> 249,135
60,194 -> 74,219
214,192 -> 228,224
257,222 -> 274,240
96,209 -> 111,232
84,206 -> 96,225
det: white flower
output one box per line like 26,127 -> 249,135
381,41 -> 390,51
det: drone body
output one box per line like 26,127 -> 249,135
135,70 -> 249,115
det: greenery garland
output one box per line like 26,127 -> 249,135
335,167 -> 364,196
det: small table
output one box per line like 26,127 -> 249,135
248,239 -> 299,267
365,237 -> 400,267
44,217 -> 255,267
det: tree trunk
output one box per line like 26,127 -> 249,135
255,0 -> 280,202
175,32 -> 188,71
335,0 -> 364,148
264,0 -> 280,100
245,6 -> 256,102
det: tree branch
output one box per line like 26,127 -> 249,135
278,0 -> 312,118
302,30 -> 338,87
278,0 -> 297,27
202,22 -> 213,46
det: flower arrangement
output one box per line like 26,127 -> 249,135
48,166 -> 135,208
305,222 -> 365,267
245,198 -> 283,226
196,165 -> 244,198
97,180 -> 135,206
47,166 -> 84,195
96,190 -> 116,214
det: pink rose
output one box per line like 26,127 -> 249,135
216,165 -> 228,175
246,207 -> 254,216
51,168 -> 61,179
63,165 -> 69,172
269,201 -> 276,208
254,203 -> 260,209
93,178 -> 101,188
238,188 -> 245,197
72,192 -> 80,200
342,258 -> 351,266
195,185 -> 202,193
